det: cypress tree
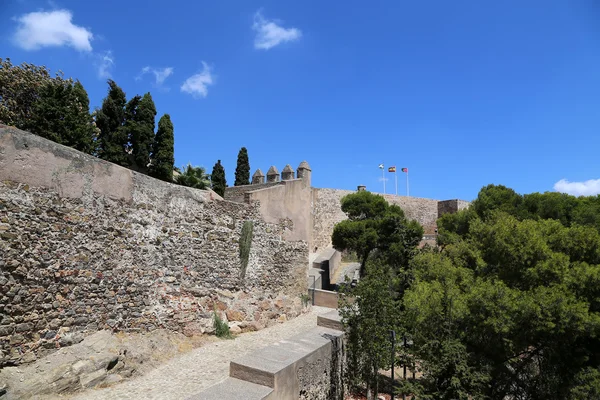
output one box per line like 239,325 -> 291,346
234,147 -> 250,186
151,114 -> 175,182
211,159 -> 227,197
29,78 -> 96,154
129,93 -> 156,173
96,80 -> 128,166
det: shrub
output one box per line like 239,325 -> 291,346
213,310 -> 232,339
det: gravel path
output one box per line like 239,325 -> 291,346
65,306 -> 332,400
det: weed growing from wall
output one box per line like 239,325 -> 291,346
213,310 -> 233,339
239,220 -> 254,280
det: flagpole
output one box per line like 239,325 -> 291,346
395,170 -> 398,196
382,166 -> 386,194
406,170 -> 410,197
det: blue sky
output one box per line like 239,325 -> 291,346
1,0 -> 600,200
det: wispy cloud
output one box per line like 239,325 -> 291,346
554,178 -> 600,197
180,62 -> 214,98
96,51 -> 114,78
252,10 -> 301,50
136,66 -> 174,85
12,9 -> 93,51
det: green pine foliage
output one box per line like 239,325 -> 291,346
151,114 -> 175,182
130,93 -> 156,172
338,184 -> 600,399
234,147 -> 250,186
95,80 -> 128,166
211,159 -> 227,197
29,79 -> 96,154
332,190 -> 423,276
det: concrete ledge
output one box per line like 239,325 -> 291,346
317,310 -> 343,331
186,377 -> 274,400
229,326 -> 343,399
309,288 -> 339,308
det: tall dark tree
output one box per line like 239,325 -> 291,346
130,93 -> 156,172
234,147 -> 250,186
211,160 -> 227,197
29,79 -> 96,154
95,80 -> 128,166
151,114 -> 174,182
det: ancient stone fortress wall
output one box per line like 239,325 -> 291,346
311,188 -> 442,251
438,199 -> 471,217
224,182 -> 280,204
0,126 -> 308,367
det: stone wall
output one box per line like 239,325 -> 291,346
438,199 -> 471,218
195,311 -> 344,400
224,182 -> 280,204
0,127 -> 308,366
246,180 -> 313,247
311,188 -> 441,251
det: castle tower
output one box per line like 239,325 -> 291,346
252,169 -> 265,184
266,166 -> 280,183
297,161 -> 311,187
357,185 -> 366,191
281,164 -> 295,181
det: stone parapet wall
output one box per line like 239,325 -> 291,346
438,199 -> 471,217
224,182 -> 280,204
0,127 -> 308,366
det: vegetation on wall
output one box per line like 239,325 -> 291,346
213,310 -> 232,339
239,220 -> 254,280
337,185 -> 600,399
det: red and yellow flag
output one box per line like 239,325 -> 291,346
388,166 -> 396,173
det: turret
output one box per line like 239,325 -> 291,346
252,169 -> 265,184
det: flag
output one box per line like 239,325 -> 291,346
388,166 -> 396,173
378,164 -> 384,169
401,167 -> 408,173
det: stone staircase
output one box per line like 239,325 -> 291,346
188,310 -> 343,400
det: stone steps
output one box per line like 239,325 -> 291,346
187,310 -> 342,400
186,377 -> 274,400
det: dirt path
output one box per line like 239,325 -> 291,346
59,306 -> 332,400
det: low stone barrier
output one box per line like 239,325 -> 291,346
189,310 -> 344,400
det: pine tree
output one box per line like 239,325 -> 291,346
130,92 -> 156,173
211,160 -> 227,197
95,80 -> 128,166
151,114 -> 175,182
29,78 -> 96,154
234,147 -> 250,186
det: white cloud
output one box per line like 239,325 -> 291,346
97,51 -> 114,78
137,66 -> 174,85
180,62 -> 214,98
554,178 -> 600,197
252,11 -> 301,50
12,9 -> 93,51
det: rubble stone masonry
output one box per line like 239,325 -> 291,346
0,127 -> 308,366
